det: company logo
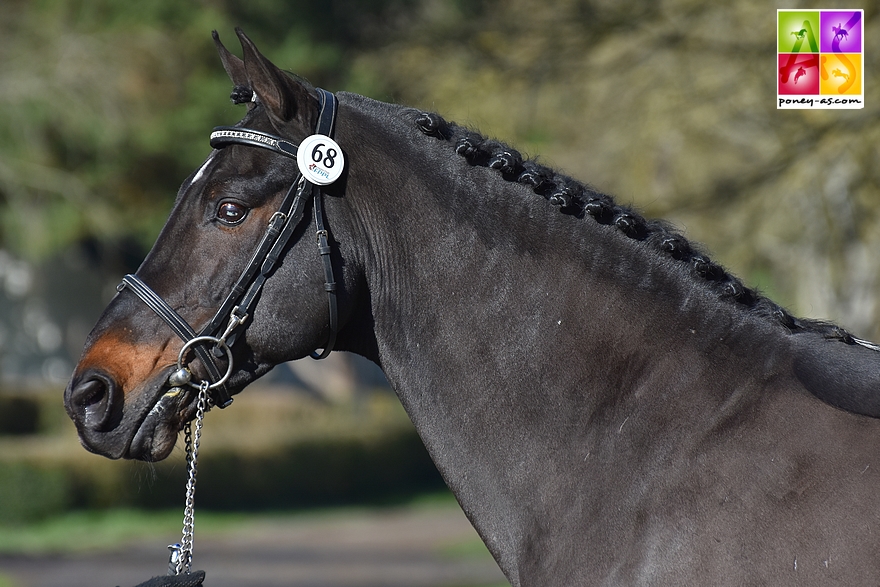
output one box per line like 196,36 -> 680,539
777,10 -> 864,109
308,163 -> 331,180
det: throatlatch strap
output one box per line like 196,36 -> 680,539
306,88 -> 339,359
310,184 -> 337,359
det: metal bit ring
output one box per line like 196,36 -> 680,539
176,336 -> 234,389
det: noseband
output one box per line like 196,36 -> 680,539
117,89 -> 341,408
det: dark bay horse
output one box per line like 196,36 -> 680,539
65,29 -> 880,585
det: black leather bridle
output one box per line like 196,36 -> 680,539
117,88 -> 340,408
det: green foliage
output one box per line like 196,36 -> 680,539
0,390 -> 444,524
0,462 -> 70,524
0,396 -> 39,435
0,508 -> 243,554
1,0 -> 225,257
195,427 -> 443,511
0,0 -> 413,259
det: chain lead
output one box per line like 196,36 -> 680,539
173,380 -> 209,576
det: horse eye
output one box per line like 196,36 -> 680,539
217,201 -> 248,225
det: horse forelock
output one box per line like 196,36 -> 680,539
231,84 -> 254,104
411,109 -> 862,345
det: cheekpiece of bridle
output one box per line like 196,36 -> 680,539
117,88 -> 340,408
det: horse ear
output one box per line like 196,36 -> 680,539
212,30 -> 247,88
235,28 -> 316,127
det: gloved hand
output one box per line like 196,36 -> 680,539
121,570 -> 206,587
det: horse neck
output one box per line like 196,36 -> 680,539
332,98 -> 804,575
334,96 -> 787,415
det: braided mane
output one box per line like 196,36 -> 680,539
414,111 -> 859,344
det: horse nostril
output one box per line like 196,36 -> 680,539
69,375 -> 118,431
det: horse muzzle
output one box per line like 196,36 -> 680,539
65,363 -> 206,461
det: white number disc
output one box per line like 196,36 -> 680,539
297,134 -> 345,185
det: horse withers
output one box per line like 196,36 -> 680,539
64,29 -> 880,586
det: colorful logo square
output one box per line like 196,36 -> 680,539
778,11 -> 820,53
820,11 -> 862,53
777,9 -> 864,109
778,53 -> 819,94
820,53 -> 862,95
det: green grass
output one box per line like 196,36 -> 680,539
405,489 -> 460,508
0,499 -> 511,586
440,535 -> 496,560
0,494 -> 460,556
0,509 -> 247,555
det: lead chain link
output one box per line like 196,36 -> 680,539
175,380 -> 209,575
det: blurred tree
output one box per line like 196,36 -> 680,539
1,0 -> 232,258
0,0 -> 415,260
352,0 -> 880,339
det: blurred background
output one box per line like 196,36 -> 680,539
0,0 -> 878,585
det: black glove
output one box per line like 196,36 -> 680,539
122,570 -> 206,587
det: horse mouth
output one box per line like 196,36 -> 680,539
67,349 -> 252,462
126,384 -> 202,461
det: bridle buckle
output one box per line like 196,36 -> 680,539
221,306 -> 248,343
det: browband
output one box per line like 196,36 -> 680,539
209,87 -> 339,159
209,128 -> 298,159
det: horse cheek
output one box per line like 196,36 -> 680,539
250,266 -> 330,363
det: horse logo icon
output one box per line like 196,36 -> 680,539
777,9 -> 864,108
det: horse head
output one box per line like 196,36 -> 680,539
64,30 -> 364,461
